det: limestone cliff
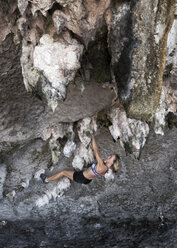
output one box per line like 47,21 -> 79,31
0,1 -> 177,246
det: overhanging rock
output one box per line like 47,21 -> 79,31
109,0 -> 176,121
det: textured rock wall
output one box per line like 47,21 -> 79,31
0,2 -> 177,244
0,0 -> 176,182
109,0 -> 176,121
0,0 -> 176,164
0,127 -> 177,247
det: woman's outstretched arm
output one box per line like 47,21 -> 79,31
91,134 -> 104,168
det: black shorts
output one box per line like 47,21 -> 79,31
73,171 -> 92,184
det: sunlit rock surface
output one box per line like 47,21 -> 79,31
108,103 -> 149,157
30,0 -> 55,16
0,0 -> 177,247
109,0 -> 176,121
71,117 -> 97,169
166,5 -> 177,71
33,33 -> 83,110
154,88 -> 167,135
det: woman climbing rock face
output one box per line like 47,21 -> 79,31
40,134 -> 122,184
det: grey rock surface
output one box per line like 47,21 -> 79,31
0,1 -> 177,247
0,127 -> 177,247
0,35 -> 115,147
109,0 -> 176,121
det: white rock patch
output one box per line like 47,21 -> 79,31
34,169 -> 45,181
154,88 -> 167,135
108,105 -> 149,157
63,140 -> 76,158
104,169 -> 115,181
18,0 -> 28,15
128,118 -> 149,157
21,179 -> 30,189
42,123 -> 75,164
72,144 -> 94,170
154,23 -> 166,44
108,106 -> 132,143
33,34 -> 83,110
72,117 -> 97,169
0,164 -> 7,199
166,14 -> 177,69
77,117 -> 98,147
36,178 -> 70,207
164,86 -> 177,113
30,0 -> 55,16
77,118 -> 92,147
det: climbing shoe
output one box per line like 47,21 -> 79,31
40,174 -> 48,184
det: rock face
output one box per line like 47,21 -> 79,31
109,0 -> 176,121
0,0 -> 177,247
0,128 -> 177,247
166,6 -> 177,71
22,33 -> 84,111
0,34 -> 115,147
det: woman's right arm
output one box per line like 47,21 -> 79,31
91,135 -> 104,167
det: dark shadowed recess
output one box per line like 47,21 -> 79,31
83,24 -> 111,83
48,2 -> 63,15
0,218 -> 176,248
111,0 -> 137,101
0,34 -> 25,99
166,112 -> 177,129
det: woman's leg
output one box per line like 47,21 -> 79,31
46,170 -> 74,182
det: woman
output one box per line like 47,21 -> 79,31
40,134 -> 122,184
